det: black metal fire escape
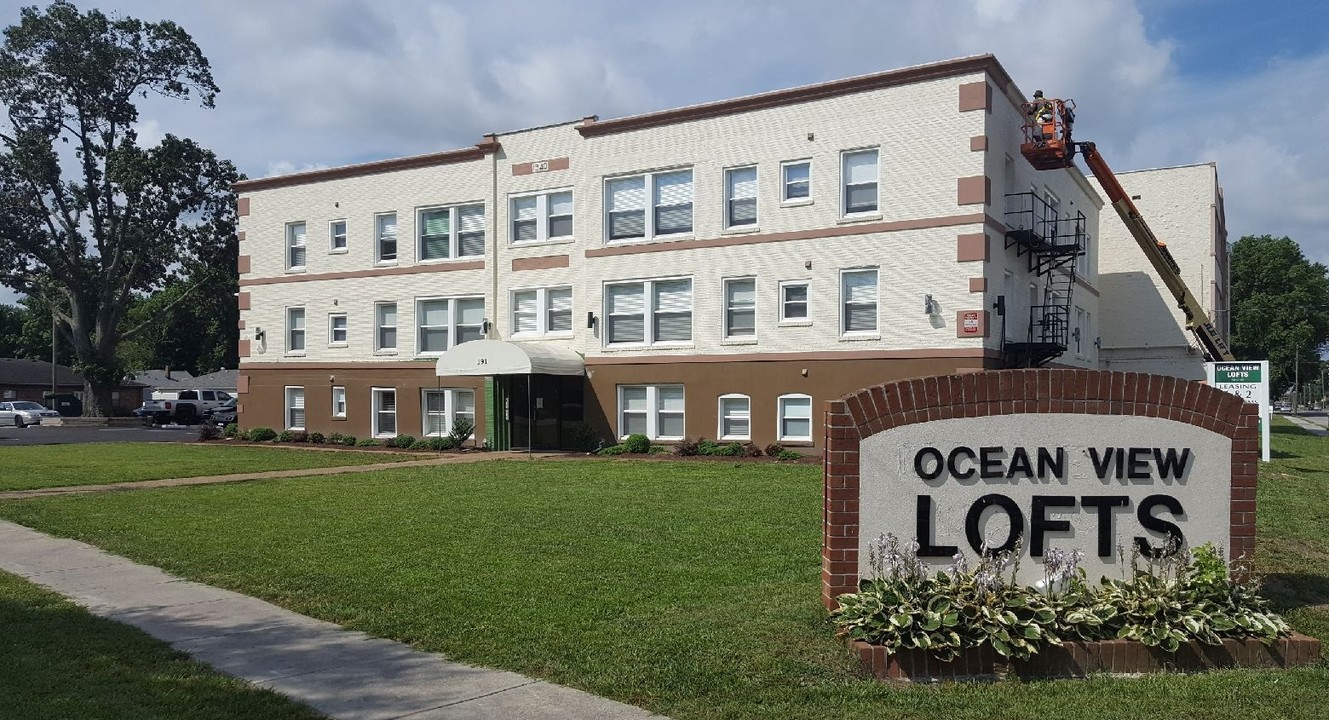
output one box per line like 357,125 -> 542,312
1001,192 -> 1087,368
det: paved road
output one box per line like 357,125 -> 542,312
0,423 -> 197,446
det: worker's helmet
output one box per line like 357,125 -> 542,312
1033,90 -> 1044,98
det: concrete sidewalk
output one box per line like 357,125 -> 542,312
1280,413 -> 1327,437
0,520 -> 663,720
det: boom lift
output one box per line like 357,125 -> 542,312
1018,95 -> 1235,362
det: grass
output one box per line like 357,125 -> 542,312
0,570 -> 326,720
0,443 -> 419,491
0,426 -> 1326,719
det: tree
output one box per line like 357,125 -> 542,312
1230,235 -> 1329,397
116,281 -> 238,375
0,1 -> 238,415
0,296 -> 75,364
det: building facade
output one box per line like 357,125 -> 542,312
235,54 -> 1103,450
1090,163 -> 1229,381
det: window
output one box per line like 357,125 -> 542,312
724,278 -> 756,338
512,191 -> 573,243
605,278 -> 692,345
330,220 -> 347,252
618,385 -> 684,440
1075,306 -> 1085,356
780,281 -> 809,323
331,386 -> 346,418
286,307 -> 305,352
512,287 -> 573,337
725,166 -> 757,228
842,149 -> 879,215
718,394 -> 750,440
375,213 -> 397,263
421,389 -> 476,437
782,161 -> 810,202
372,388 -> 396,437
286,222 -> 307,270
416,297 -> 485,354
328,313 -> 347,346
841,269 -> 878,334
375,302 -> 397,351
778,394 -> 813,441
605,169 -> 692,242
285,387 -> 305,430
419,203 -> 486,260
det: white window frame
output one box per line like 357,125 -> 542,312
840,268 -> 879,336
415,296 -> 486,355
777,393 -> 813,442
375,212 -> 397,264
510,286 -> 573,338
286,222 -> 307,271
372,387 -> 397,438
779,280 -> 810,325
374,302 -> 397,353
717,393 -> 751,441
328,313 -> 348,347
723,277 -> 756,340
286,306 -> 305,354
617,384 -> 685,440
417,203 -> 486,261
329,219 -> 347,253
331,386 -> 346,418
604,168 -> 693,244
510,189 -> 573,244
1074,306 -> 1085,357
781,159 -> 811,204
841,148 -> 880,217
724,165 -> 758,230
285,386 -> 305,431
603,277 -> 693,347
420,388 -> 476,438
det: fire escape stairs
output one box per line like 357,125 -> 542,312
1001,192 -> 1087,368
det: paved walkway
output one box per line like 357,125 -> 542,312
0,519 -> 662,719
1280,412 -> 1327,437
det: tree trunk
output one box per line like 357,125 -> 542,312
83,378 -> 117,418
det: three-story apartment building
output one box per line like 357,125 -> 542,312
234,54 -> 1102,450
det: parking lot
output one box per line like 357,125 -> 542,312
0,423 -> 196,445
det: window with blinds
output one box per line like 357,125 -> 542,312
416,297 -> 486,353
782,161 -> 810,202
724,278 -> 756,338
605,170 -> 693,242
511,287 -> 572,337
511,191 -> 573,244
422,388 -> 475,437
330,220 -> 347,252
778,394 -> 812,441
618,384 -> 685,440
329,313 -> 347,345
418,204 -> 485,260
376,213 -> 397,262
285,387 -> 305,430
373,388 -> 397,437
842,149 -> 879,215
286,307 -> 305,352
606,283 -> 645,344
780,281 -> 809,322
606,279 -> 692,345
287,222 -> 306,270
841,269 -> 878,334
718,394 -> 750,440
653,279 -> 692,342
418,300 -> 450,352
375,303 -> 397,351
332,386 -> 346,417
725,167 -> 757,228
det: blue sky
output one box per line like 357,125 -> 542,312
2,0 -> 1328,306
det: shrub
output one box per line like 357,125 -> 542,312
421,436 -> 457,452
697,439 -> 720,455
409,438 -> 431,450
742,442 -> 763,457
222,422 -> 238,438
764,443 -> 785,457
355,437 -> 380,447
673,437 -> 700,456
448,418 -> 476,447
277,430 -> 309,443
650,445 -> 669,454
776,449 -> 803,461
329,432 -> 359,446
565,422 -> 600,452
715,441 -> 744,457
622,433 -> 651,454
197,424 -> 220,441
307,432 -> 326,444
246,427 -> 277,442
389,434 -> 416,449
597,443 -> 629,456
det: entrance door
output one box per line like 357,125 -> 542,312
506,374 -> 584,450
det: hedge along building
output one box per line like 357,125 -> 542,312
233,54 -> 1105,450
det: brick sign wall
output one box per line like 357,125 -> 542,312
822,369 -> 1259,608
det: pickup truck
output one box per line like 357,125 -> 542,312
136,389 -> 233,424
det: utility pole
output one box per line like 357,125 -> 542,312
49,309 -> 56,396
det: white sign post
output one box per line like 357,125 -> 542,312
1206,360 -> 1271,462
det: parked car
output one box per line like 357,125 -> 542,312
0,401 -> 62,427
137,389 -> 233,424
206,398 -> 237,425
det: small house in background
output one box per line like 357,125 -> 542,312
0,358 -> 143,415
175,368 -> 238,396
124,368 -> 194,403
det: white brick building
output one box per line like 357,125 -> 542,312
235,54 -> 1107,450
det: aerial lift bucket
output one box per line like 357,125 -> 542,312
1020,98 -> 1076,170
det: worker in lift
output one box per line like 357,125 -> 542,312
1029,90 -> 1056,142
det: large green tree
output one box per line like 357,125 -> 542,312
0,1 -> 237,415
1230,234 -> 1329,397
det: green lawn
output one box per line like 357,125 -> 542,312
0,433 -> 1325,719
0,443 -> 418,491
0,570 -> 326,720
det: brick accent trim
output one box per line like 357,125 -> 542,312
237,231 -> 247,243
240,260 -> 485,287
237,319 -> 246,330
958,81 -> 990,112
237,374 -> 249,394
237,197 -> 250,217
956,232 -> 988,262
238,339 -> 251,358
237,255 -> 251,274
957,175 -> 991,206
822,370 -> 1258,609
512,255 -> 571,271
970,135 -> 988,152
237,291 -> 251,311
968,277 -> 987,292
512,157 -> 570,175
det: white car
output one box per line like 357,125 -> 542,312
0,401 -> 61,427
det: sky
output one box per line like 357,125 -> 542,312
2,0 -> 1328,303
